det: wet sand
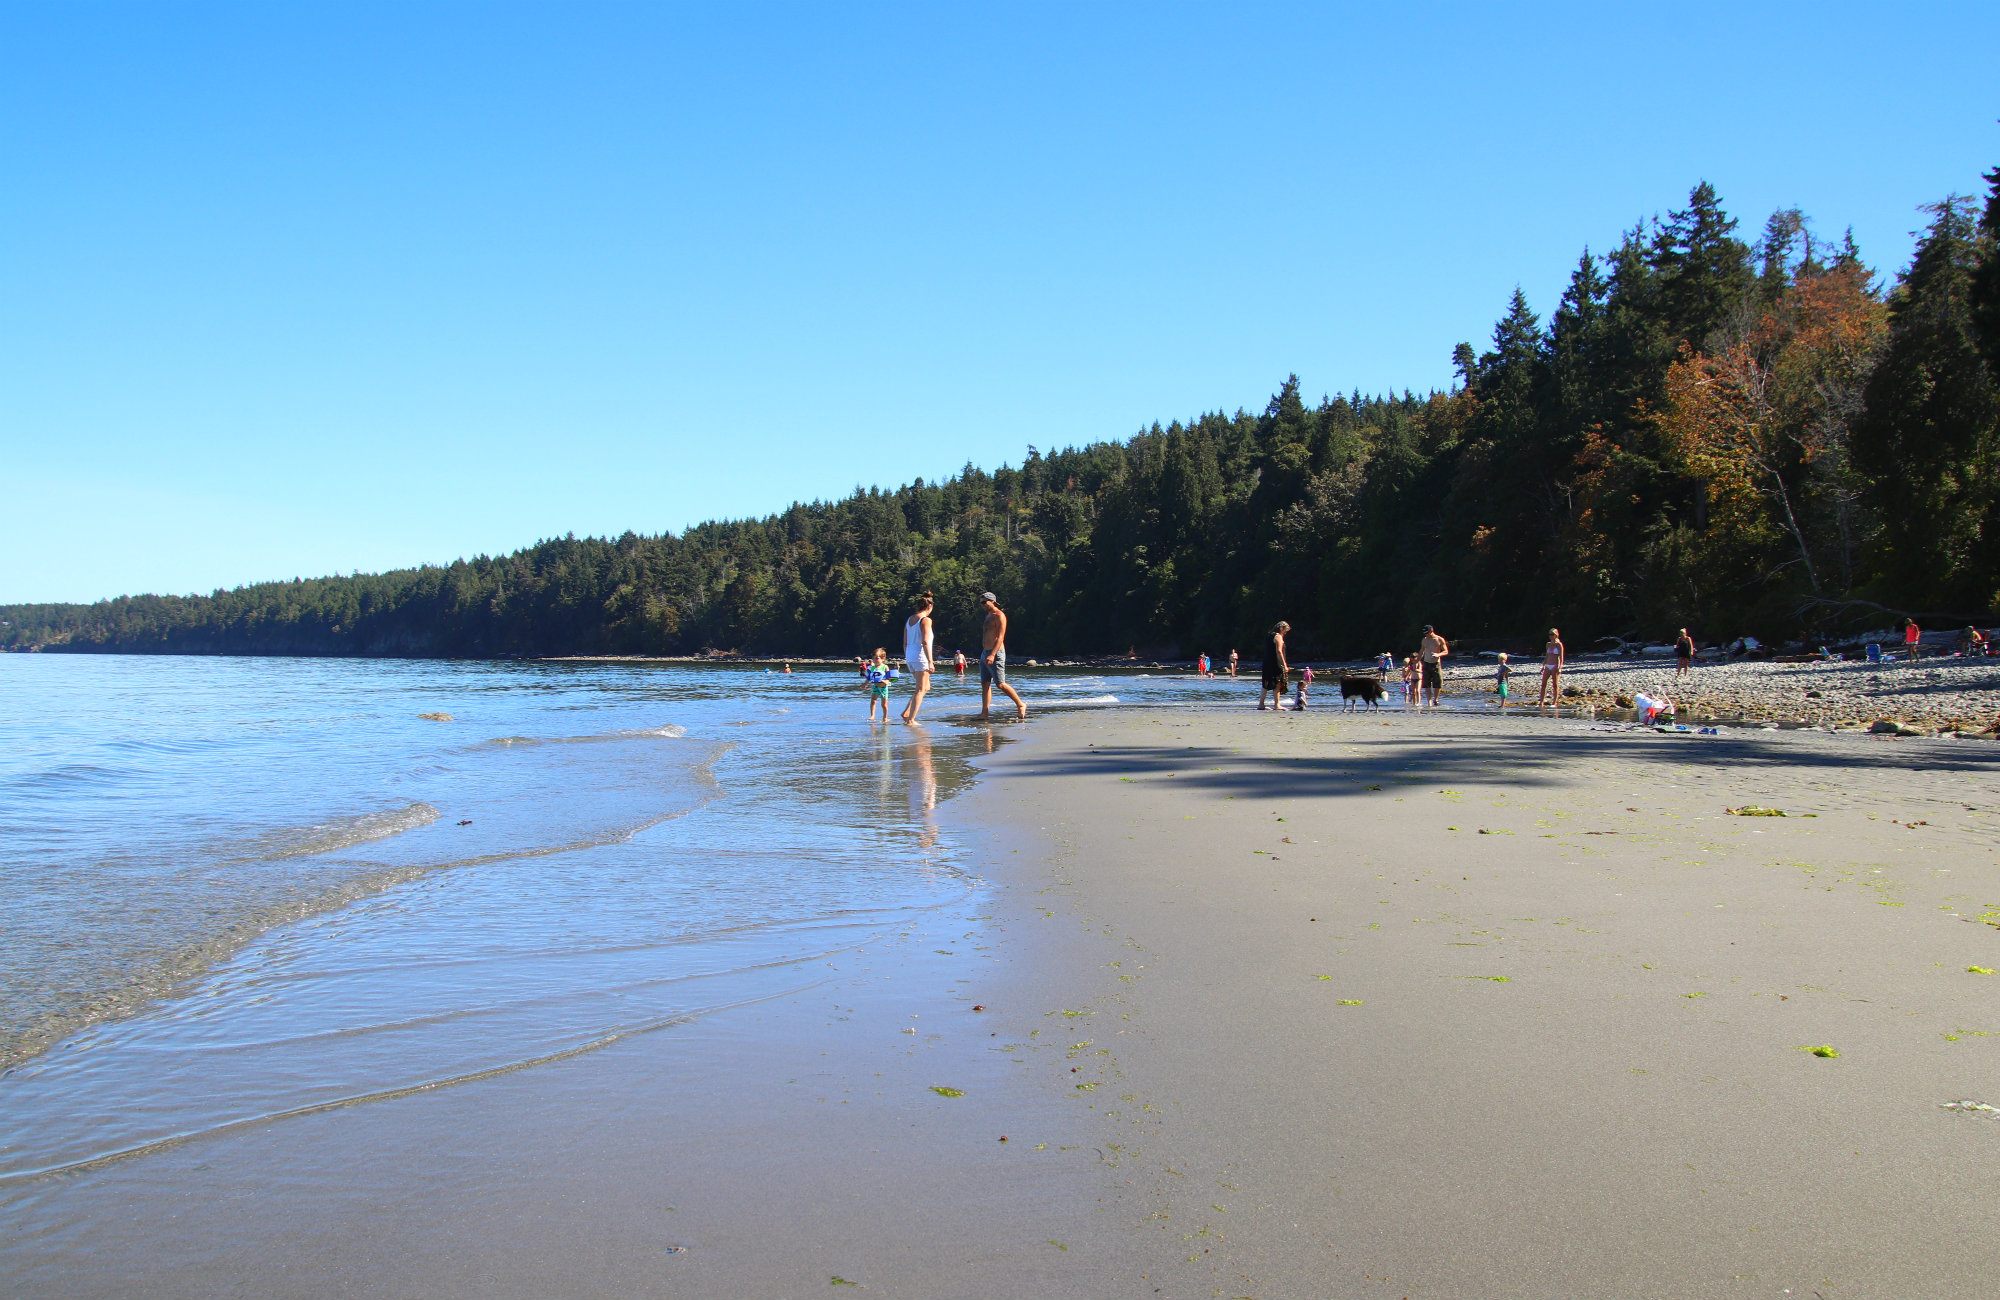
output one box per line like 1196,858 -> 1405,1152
8,708 -> 1999,1297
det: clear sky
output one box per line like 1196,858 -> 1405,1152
5,2 -> 1996,604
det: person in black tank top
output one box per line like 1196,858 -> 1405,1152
1258,622 -> 1290,711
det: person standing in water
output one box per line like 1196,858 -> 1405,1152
1537,627 -> 1565,710
900,592 -> 935,723
864,648 -> 894,723
1418,624 -> 1449,708
1197,652 -> 1211,677
954,649 -> 967,675
1258,622 -> 1290,711
1227,648 -> 1239,678
977,592 -> 1027,720
1494,652 -> 1512,711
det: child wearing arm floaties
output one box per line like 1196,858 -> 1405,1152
864,648 -> 896,723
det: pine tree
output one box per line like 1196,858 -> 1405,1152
1653,182 -> 1756,351
1970,164 -> 2000,378
1852,196 -> 2000,604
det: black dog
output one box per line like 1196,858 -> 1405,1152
1339,675 -> 1386,710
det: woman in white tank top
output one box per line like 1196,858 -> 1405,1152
900,592 -> 935,723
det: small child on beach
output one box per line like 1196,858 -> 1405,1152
1495,652 -> 1511,711
1402,655 -> 1419,706
864,648 -> 895,722
1294,664 -> 1314,710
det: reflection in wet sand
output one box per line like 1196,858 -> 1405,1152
904,726 -> 938,849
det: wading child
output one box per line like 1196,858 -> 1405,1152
864,648 -> 895,722
1294,664 -> 1314,710
1495,652 -> 1512,711
1401,654 -> 1420,706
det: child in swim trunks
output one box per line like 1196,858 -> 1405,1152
1495,652 -> 1511,710
864,647 -> 895,722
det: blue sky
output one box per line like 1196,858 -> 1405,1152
5,2 -> 1996,603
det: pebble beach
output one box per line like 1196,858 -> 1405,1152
1444,654 -> 2000,735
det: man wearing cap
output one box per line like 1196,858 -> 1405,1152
1418,624 -> 1449,708
977,592 -> 1027,721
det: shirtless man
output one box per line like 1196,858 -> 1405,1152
1418,624 -> 1449,708
977,592 -> 1027,721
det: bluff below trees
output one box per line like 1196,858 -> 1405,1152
9,173 -> 2000,662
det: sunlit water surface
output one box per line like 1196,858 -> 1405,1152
0,654 -> 1326,1181
0,653 -> 1482,1182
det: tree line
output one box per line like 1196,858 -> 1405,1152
8,168 -> 2000,663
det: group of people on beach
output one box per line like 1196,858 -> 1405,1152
862,591 -> 1026,725
1238,622 -> 1579,714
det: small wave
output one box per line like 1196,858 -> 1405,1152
2,762 -> 132,793
477,723 -> 687,748
1042,694 -> 1120,708
231,801 -> 441,863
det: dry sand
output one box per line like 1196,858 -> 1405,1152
7,708 -> 1998,1298
951,707 -> 2000,1298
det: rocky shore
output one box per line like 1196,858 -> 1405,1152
1503,654 -> 2000,735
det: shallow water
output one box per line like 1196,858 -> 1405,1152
0,653 -> 1484,1181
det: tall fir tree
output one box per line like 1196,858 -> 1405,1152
1652,182 -> 1756,351
1852,196 -> 2000,606
1969,163 -> 2000,378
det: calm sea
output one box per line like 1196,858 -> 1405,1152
0,653 -> 1262,1182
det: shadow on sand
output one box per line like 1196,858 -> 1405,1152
994,727 -> 2000,805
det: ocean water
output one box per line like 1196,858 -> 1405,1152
0,654 -> 1245,1183
0,652 -> 1472,1183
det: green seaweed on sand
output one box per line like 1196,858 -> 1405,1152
1682,991 -> 1708,999
1726,806 -> 1786,817
1795,1044 -> 1841,1058
929,1086 -> 966,1098
1463,975 -> 1511,983
1337,998 -> 1364,1006
1969,966 -> 1996,975
831,1277 -> 860,1287
1314,974 -> 1334,981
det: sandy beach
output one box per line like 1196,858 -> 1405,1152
8,704 -> 2000,1298
946,707 -> 2000,1298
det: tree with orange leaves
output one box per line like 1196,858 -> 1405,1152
1657,261 -> 1886,597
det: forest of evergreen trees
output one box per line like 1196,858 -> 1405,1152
9,169 -> 2000,663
